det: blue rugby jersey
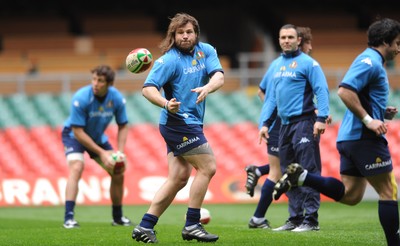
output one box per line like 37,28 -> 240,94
337,48 -> 389,142
143,42 -> 223,125
64,85 -> 128,144
262,50 -> 329,126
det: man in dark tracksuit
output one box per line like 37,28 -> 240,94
259,24 -> 330,232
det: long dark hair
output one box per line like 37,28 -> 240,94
159,13 -> 200,54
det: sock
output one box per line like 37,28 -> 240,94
258,164 -> 270,176
298,170 -> 308,185
65,200 -> 76,221
303,173 -> 345,201
252,216 -> 266,224
379,200 -> 400,246
112,205 -> 122,221
139,213 -> 159,230
185,207 -> 201,227
253,179 -> 275,218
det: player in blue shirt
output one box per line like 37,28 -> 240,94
61,65 -> 131,229
259,24 -> 330,232
247,27 -> 328,231
274,18 -> 400,246
132,13 -> 224,243
245,27 -> 314,197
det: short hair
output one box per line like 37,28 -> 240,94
280,24 -> 299,37
297,26 -> 312,46
367,18 -> 400,47
91,65 -> 115,85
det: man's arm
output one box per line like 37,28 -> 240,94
117,124 -> 129,152
142,86 -> 181,113
337,87 -> 367,120
192,71 -> 224,104
258,88 -> 265,102
338,86 -> 387,135
72,126 -> 113,168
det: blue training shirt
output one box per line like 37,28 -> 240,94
64,85 -> 128,144
337,48 -> 389,142
143,42 -> 223,125
258,58 -> 280,130
262,50 -> 329,126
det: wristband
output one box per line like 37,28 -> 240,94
164,100 -> 169,110
362,114 -> 373,125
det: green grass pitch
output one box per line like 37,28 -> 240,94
0,201 -> 386,245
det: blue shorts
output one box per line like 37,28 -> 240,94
337,138 -> 393,177
267,118 -> 280,157
61,127 -> 113,159
159,124 -> 208,156
278,118 -> 321,173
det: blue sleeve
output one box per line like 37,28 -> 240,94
203,43 -> 223,75
261,78 -> 278,128
308,60 -> 330,122
114,92 -> 128,125
69,92 -> 87,127
259,72 -> 268,93
144,54 -> 176,89
340,56 -> 377,91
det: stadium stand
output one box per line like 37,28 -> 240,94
81,14 -> 158,34
1,91 -> 400,184
1,4 -> 400,181
0,15 -> 70,36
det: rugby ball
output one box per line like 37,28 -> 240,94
200,208 -> 211,224
126,48 -> 153,73
109,151 -> 126,174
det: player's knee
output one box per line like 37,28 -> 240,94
68,160 -> 84,174
341,194 -> 363,206
379,185 -> 398,201
175,177 -> 189,189
206,163 -> 217,177
195,158 -> 216,178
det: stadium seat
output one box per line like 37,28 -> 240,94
81,14 -> 158,34
125,94 -> 151,125
231,121 -> 259,144
56,92 -> 72,116
0,96 -> 21,128
29,126 -> 67,173
206,92 -> 239,124
128,92 -> 161,124
5,94 -> 46,127
0,130 -> 25,176
0,16 -> 70,36
2,126 -> 56,175
30,93 -> 66,126
227,91 -> 260,123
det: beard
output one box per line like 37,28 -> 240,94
176,40 -> 195,53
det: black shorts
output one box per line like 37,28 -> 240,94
337,138 -> 392,177
159,124 -> 208,156
267,118 -> 280,157
61,127 -> 113,159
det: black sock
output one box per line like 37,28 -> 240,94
112,205 -> 122,221
254,179 -> 274,218
65,200 -> 76,221
379,200 -> 400,246
304,173 -> 345,201
258,164 -> 270,176
139,213 -> 159,230
185,207 -> 201,227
